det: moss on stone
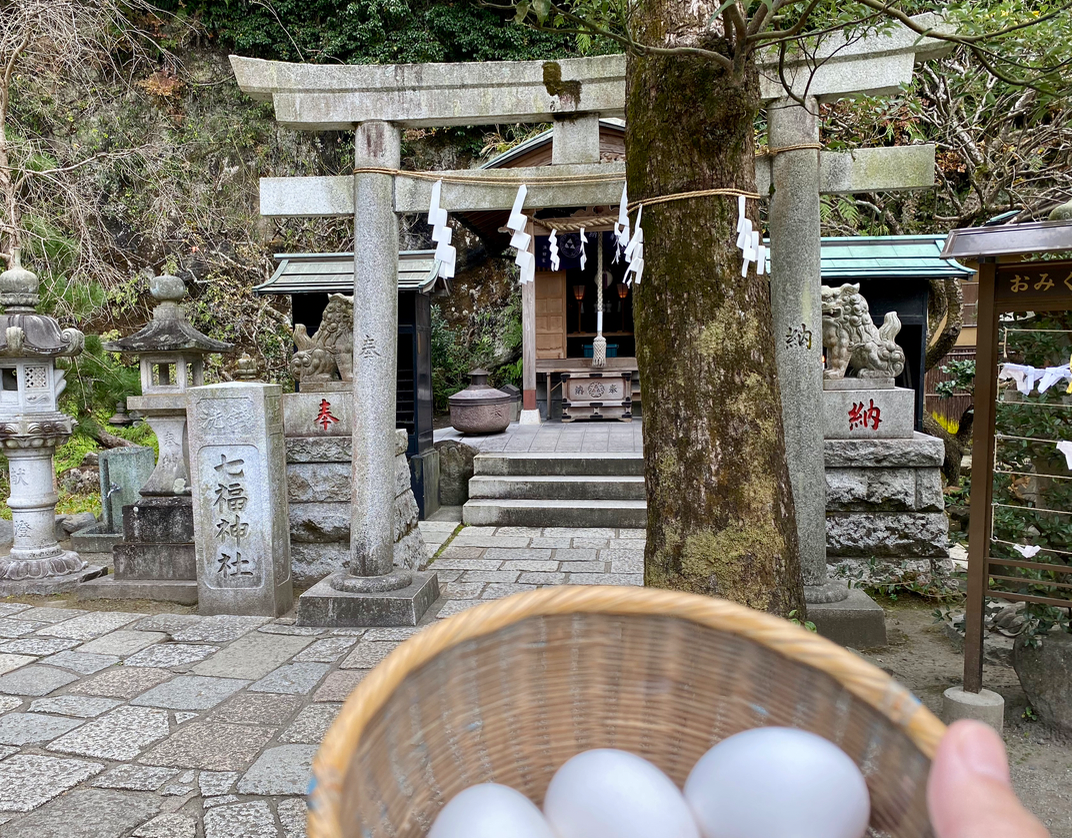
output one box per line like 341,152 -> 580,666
542,61 -> 581,106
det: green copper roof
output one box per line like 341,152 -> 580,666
255,250 -> 446,296
817,235 -> 974,280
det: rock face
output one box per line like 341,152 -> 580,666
826,512 -> 949,558
1014,632 -> 1072,735
435,439 -> 477,506
284,404 -> 427,585
824,433 -> 948,560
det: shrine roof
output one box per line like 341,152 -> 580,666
940,219 -> 1072,261
255,250 -> 445,296
811,235 -> 975,280
479,119 -> 625,170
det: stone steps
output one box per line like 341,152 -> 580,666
468,474 -> 646,501
463,452 -> 647,527
463,498 -> 647,528
472,452 -> 644,477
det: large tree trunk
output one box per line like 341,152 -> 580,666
627,2 -> 805,616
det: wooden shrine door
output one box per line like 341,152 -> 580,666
535,270 -> 567,359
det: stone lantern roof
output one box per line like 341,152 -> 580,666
0,250 -> 84,358
104,274 -> 232,356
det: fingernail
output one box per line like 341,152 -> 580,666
952,720 -> 1011,786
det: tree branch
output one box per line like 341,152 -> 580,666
747,0 -> 826,44
724,2 -> 749,52
531,2 -> 735,70
0,30 -> 31,255
851,0 -> 1072,46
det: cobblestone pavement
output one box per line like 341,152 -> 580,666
0,525 -> 643,837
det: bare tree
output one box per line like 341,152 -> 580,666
0,0 -> 164,272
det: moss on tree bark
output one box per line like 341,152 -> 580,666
626,4 -> 805,616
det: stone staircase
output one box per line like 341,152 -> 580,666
462,452 -> 646,528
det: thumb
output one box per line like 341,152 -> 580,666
927,720 -> 1049,838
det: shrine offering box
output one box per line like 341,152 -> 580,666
309,586 -> 944,838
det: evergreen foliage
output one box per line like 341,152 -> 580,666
157,0 -> 579,64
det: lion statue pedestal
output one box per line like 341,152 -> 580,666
820,283 -> 914,440
817,284 -> 949,580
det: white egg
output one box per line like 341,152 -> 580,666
543,748 -> 700,838
684,727 -> 870,838
427,783 -> 557,838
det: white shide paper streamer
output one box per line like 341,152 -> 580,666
614,183 -> 630,259
505,184 -> 534,284
1058,440 -> 1072,470
735,195 -> 766,276
624,204 -> 644,285
426,180 -> 456,279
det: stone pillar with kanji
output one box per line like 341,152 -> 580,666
188,382 -> 292,617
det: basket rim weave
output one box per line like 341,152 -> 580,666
309,585 -> 945,838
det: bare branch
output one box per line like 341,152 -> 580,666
724,2 -> 749,52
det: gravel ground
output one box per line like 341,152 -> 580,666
862,600 -> 1072,838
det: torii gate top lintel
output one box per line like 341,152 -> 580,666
229,13 -> 951,131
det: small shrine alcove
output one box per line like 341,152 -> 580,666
255,250 -> 450,516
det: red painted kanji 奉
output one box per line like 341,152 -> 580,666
316,399 -> 340,431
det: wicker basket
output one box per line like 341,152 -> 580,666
310,586 -> 945,838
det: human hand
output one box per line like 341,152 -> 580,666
927,719 -> 1050,838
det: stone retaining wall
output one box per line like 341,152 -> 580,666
825,433 -> 948,560
285,429 -> 425,586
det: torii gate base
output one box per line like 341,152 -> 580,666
806,588 -> 887,648
298,573 -> 441,627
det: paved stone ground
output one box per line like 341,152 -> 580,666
0,524 -> 644,838
435,419 -> 643,453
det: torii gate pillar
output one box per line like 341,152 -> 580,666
298,121 -> 440,626
768,97 -> 846,604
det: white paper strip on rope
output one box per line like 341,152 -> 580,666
614,183 -> 630,259
505,184 -> 534,284
998,362 -> 1072,395
579,228 -> 587,271
426,180 -> 456,279
1040,363 -> 1072,393
1058,440 -> 1072,470
735,194 -> 760,275
548,229 -> 560,271
735,195 -> 752,249
1013,544 -> 1043,558
624,204 -> 644,285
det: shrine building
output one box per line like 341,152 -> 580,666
468,121 -> 971,427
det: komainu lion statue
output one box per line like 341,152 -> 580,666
289,293 -> 354,384
821,283 -> 906,380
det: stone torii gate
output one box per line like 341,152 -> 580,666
231,20 -> 946,624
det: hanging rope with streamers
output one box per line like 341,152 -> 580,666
592,233 -> 607,368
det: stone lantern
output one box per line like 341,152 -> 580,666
0,250 -> 97,590
86,274 -> 231,604
105,275 -> 232,498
